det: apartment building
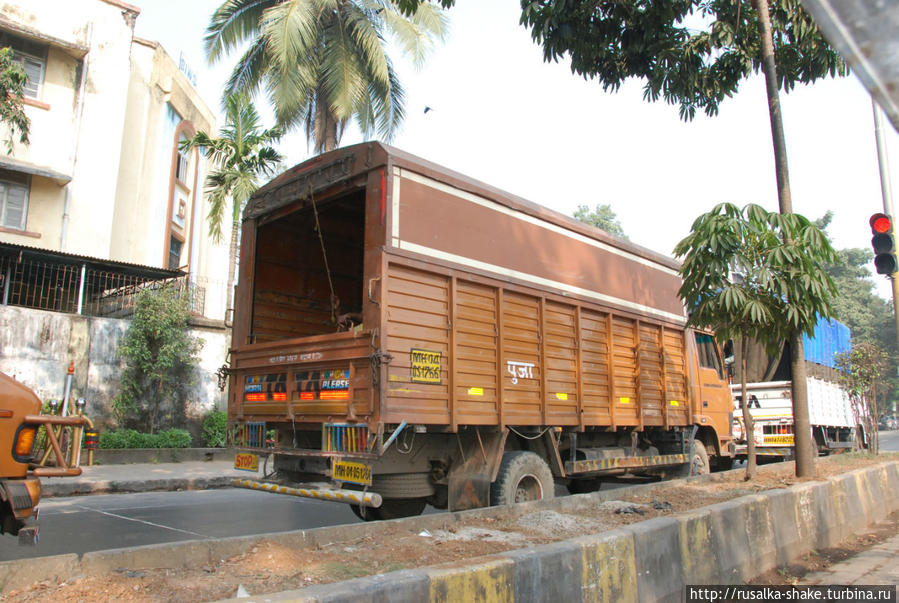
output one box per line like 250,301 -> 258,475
0,0 -> 229,321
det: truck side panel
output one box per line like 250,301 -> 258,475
389,167 -> 686,324
382,261 -> 694,429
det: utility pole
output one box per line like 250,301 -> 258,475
872,97 -> 899,352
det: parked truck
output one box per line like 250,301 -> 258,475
1,371 -> 87,543
731,318 -> 863,460
226,143 -> 735,519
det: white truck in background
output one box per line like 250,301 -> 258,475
731,318 -> 866,460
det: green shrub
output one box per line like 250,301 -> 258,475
155,428 -> 192,448
201,410 -> 227,447
99,428 -> 192,449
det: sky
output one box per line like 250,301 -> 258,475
132,0 -> 899,299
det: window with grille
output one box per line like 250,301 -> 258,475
0,172 -> 29,230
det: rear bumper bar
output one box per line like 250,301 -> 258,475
232,478 -> 383,508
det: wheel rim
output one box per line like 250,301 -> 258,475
513,473 -> 543,502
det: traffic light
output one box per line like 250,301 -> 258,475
870,213 -> 898,275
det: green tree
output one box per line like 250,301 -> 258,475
521,0 -> 847,477
0,47 -> 30,153
520,1 -> 845,121
204,0 -> 446,153
674,202 -> 837,479
181,94 -> 283,316
114,285 -> 203,434
573,203 -> 628,239
835,343 -> 890,455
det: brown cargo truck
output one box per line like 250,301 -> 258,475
227,143 -> 735,519
1,372 -> 86,543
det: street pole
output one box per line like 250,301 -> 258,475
872,97 -> 899,352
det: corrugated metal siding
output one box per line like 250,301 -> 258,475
803,317 -> 852,368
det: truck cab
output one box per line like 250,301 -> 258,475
0,372 -> 44,543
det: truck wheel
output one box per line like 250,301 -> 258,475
491,451 -> 554,506
685,440 -> 710,476
567,477 -> 602,494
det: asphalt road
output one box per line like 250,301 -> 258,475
879,427 -> 899,451
0,487 -> 362,562
1,432 -> 896,562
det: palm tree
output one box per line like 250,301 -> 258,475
181,93 -> 283,317
204,0 -> 446,154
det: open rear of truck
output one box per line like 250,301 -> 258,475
228,143 -> 734,517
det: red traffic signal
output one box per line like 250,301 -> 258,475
870,213 -> 892,234
870,213 -> 898,275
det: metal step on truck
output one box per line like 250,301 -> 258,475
731,318 -> 865,460
225,143 -> 735,520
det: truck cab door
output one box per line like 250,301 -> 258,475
692,333 -> 733,447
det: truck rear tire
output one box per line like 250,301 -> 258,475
490,451 -> 554,506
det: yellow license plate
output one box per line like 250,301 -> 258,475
764,435 -> 794,446
332,459 -> 372,486
234,452 -> 259,472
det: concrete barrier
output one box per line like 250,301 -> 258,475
2,460 -> 897,600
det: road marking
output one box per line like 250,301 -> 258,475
72,505 -> 212,539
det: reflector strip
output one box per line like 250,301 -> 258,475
320,390 -> 349,400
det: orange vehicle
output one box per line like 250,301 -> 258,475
1,372 -> 86,544
226,143 -> 735,519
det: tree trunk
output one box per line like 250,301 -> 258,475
741,336 -> 757,480
227,218 -> 239,321
751,0 -> 815,477
314,94 -> 340,154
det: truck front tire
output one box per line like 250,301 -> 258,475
490,451 -> 554,506
686,440 -> 710,476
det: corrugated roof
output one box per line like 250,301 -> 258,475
0,242 -> 183,280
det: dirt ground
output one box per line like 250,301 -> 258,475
6,453 -> 898,603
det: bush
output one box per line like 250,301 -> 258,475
155,428 -> 192,448
99,428 -> 193,449
202,410 -> 227,447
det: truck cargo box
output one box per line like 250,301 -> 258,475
227,143 -> 734,515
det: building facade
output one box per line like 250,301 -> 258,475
0,0 -> 229,321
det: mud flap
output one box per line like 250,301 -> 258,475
447,429 -> 508,511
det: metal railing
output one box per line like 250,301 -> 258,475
0,254 -> 225,319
